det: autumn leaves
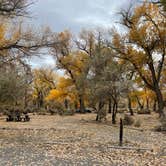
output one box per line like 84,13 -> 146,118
0,1 -> 165,120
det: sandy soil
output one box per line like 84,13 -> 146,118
0,113 -> 165,166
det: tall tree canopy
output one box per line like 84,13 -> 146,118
111,2 -> 166,117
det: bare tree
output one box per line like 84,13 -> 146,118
0,0 -> 34,17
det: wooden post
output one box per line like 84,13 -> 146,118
119,118 -> 123,146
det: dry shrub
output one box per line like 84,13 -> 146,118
123,114 -> 134,125
155,117 -> 166,132
45,101 -> 66,115
38,108 -> 47,115
63,109 -> 75,116
137,109 -> 151,114
134,119 -> 141,127
161,117 -> 166,131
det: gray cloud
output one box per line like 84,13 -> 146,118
29,0 -> 132,33
28,0 -> 135,68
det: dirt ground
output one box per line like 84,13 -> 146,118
0,113 -> 165,166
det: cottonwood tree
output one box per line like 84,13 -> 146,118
0,62 -> 32,108
45,76 -> 78,111
0,0 -> 57,66
75,30 -> 109,114
0,0 -> 35,109
76,30 -> 129,123
0,24 -> 56,67
32,68 -> 57,109
0,0 -> 59,110
111,2 -> 166,117
88,58 -> 130,123
50,30 -> 90,113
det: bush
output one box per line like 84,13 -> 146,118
134,119 -> 141,127
160,118 -> 166,131
48,108 -> 57,115
63,109 -> 75,116
137,108 -> 151,114
155,117 -> 166,132
24,107 -> 34,113
38,108 -> 47,115
45,101 -> 65,115
123,114 -> 134,125
117,108 -> 126,113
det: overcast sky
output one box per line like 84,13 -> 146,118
28,0 -> 136,68
30,0 -> 133,33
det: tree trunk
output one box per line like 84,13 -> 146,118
96,114 -> 99,121
112,101 -> 117,124
119,118 -> 123,146
38,91 -> 43,109
64,99 -> 68,109
74,101 -> 78,110
146,97 -> 149,111
136,96 -> 144,111
108,98 -> 112,113
153,99 -> 157,112
116,101 -> 118,113
155,88 -> 165,118
128,96 -> 134,116
147,60 -> 165,117
24,90 -> 28,109
79,94 -> 85,113
96,100 -> 105,121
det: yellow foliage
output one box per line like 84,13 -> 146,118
45,75 -> 77,104
45,51 -> 89,105
0,23 -> 21,56
112,31 -> 122,48
57,77 -> 73,89
0,24 -> 6,42
32,68 -> 58,102
130,2 -> 164,47
129,88 -> 156,107
58,30 -> 71,41
59,51 -> 89,77
45,89 -> 66,101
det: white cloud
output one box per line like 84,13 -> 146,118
29,55 -> 55,69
